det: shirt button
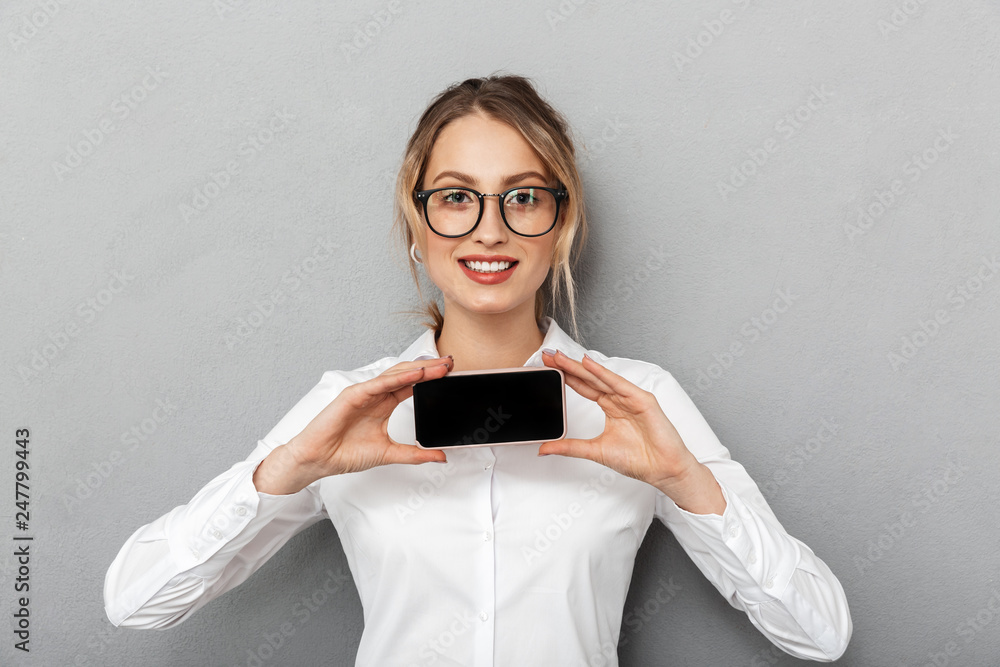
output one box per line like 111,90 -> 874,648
212,529 -> 222,539
484,531 -> 492,541
748,551 -> 757,565
728,525 -> 739,538
236,507 -> 247,516
764,577 -> 774,589
479,611 -> 489,621
191,548 -> 200,558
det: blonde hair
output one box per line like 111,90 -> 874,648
390,73 -> 588,342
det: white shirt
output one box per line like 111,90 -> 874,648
104,316 -> 852,665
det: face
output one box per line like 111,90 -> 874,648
417,112 -> 562,321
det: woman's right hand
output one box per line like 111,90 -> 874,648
253,357 -> 453,495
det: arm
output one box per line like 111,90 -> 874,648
104,357 -> 451,629
102,369 -> 354,629
104,439 -> 327,629
650,371 -> 852,661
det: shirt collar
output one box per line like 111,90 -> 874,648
398,315 -> 585,367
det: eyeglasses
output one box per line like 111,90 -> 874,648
414,186 -> 568,238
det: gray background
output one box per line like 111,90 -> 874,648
2,0 -> 998,665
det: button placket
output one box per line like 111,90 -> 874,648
473,447 -> 497,663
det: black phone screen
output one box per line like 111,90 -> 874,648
412,368 -> 565,448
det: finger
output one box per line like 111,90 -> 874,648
578,353 -> 643,399
542,352 -> 606,402
410,360 -> 453,383
547,350 -> 616,396
383,357 -> 453,377
537,436 -> 601,462
359,362 -> 450,405
387,360 -> 453,405
387,440 -> 448,465
559,367 -> 606,402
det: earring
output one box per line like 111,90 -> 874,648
410,242 -> 423,265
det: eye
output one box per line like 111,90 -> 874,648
439,189 -> 474,205
507,189 -> 540,207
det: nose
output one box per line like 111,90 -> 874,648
472,193 -> 510,243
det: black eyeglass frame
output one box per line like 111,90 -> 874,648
413,186 -> 569,238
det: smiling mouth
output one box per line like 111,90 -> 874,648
460,259 -> 518,274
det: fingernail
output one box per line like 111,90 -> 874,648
542,347 -> 557,356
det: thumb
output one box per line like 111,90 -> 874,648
537,437 -> 597,460
387,440 -> 447,465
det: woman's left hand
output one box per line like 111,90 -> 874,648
539,350 -> 726,515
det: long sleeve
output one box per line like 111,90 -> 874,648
104,439 -> 328,629
650,370 -> 852,661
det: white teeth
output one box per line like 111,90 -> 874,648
463,260 -> 513,273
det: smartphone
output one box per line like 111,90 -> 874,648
412,367 -> 567,449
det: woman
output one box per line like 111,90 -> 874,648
105,74 -> 852,664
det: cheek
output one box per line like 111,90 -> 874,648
524,248 -> 555,283
423,244 -> 459,290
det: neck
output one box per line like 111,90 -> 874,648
436,305 -> 545,372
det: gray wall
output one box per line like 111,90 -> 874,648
2,0 -> 998,665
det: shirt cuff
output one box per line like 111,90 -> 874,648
672,481 -> 800,604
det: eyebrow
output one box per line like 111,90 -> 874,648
430,170 -> 550,189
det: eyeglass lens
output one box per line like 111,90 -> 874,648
424,188 -> 558,236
